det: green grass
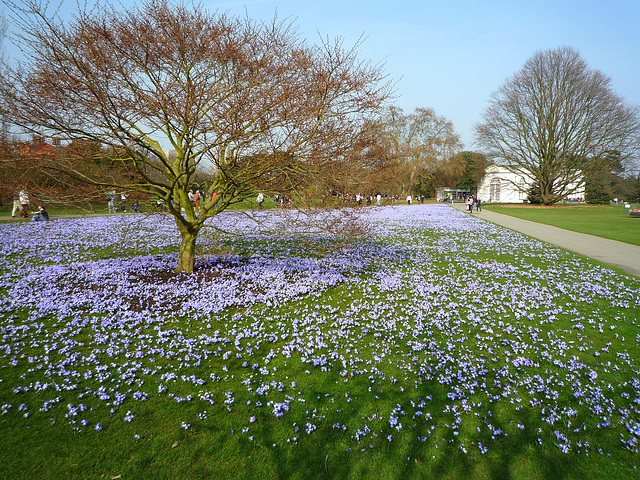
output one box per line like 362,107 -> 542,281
483,204 -> 640,246
1,210 -> 640,479
0,197 -> 336,220
0,201 -> 251,218
3,286 -> 637,480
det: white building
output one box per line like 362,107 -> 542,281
476,165 -> 584,203
476,165 -> 530,203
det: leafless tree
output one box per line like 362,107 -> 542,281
0,11 -> 9,142
0,0 -> 391,272
302,118 -> 402,197
379,106 -> 462,194
476,46 -> 640,205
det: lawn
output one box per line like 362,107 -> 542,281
0,198 -> 264,219
0,196 -> 350,221
1,205 -> 639,479
482,204 -> 640,246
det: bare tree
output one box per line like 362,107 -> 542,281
0,0 -> 391,272
302,118 -> 402,197
380,106 -> 462,194
0,11 -> 9,142
476,46 -> 640,205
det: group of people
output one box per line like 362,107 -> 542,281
273,194 -> 294,208
188,190 -> 203,213
335,193 -> 382,206
340,193 -> 428,206
11,189 -> 49,221
106,191 -> 139,213
466,195 -> 482,213
257,192 -> 434,209
340,193 -> 373,205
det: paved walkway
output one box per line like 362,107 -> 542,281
451,203 -> 640,278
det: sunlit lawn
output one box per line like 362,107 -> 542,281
483,204 -> 640,246
0,196 -> 357,221
0,198 -> 268,218
1,205 -> 639,479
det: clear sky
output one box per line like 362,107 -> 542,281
4,0 -> 640,151
206,0 -> 640,150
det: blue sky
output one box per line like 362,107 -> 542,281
4,0 -> 639,151
207,0 -> 640,150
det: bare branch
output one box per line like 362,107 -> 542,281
1,0 -> 391,271
476,46 -> 640,204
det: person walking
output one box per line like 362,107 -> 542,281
11,190 -> 22,217
467,195 -> 474,213
257,192 -> 264,209
107,190 -> 117,213
19,189 -> 30,218
119,192 -> 128,212
193,190 -> 201,213
475,198 -> 482,212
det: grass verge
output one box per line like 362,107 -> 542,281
483,204 -> 640,246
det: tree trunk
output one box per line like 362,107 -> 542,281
176,228 -> 198,273
541,179 -> 556,205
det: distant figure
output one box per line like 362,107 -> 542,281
31,205 -> 49,222
19,189 -> 30,218
475,198 -> 482,212
257,192 -> 264,209
11,190 -> 22,217
376,194 -> 382,206
406,195 -> 412,205
106,190 -> 117,213
467,196 -> 474,213
193,190 -> 201,212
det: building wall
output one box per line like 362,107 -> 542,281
476,165 -> 531,203
476,165 -> 585,203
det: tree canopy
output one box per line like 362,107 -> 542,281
1,0 -> 391,271
475,46 -> 640,205
378,106 -> 462,194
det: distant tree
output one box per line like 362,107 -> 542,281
380,106 -> 462,194
630,174 -> 640,204
0,11 -> 7,141
412,151 -> 487,198
413,158 -> 464,198
526,182 -> 543,204
585,151 -> 640,204
0,136 -> 148,209
1,0 -> 390,272
312,119 -> 403,197
584,151 -> 622,204
476,46 -> 640,205
614,173 -> 640,204
455,151 -> 489,191
585,176 -> 613,204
